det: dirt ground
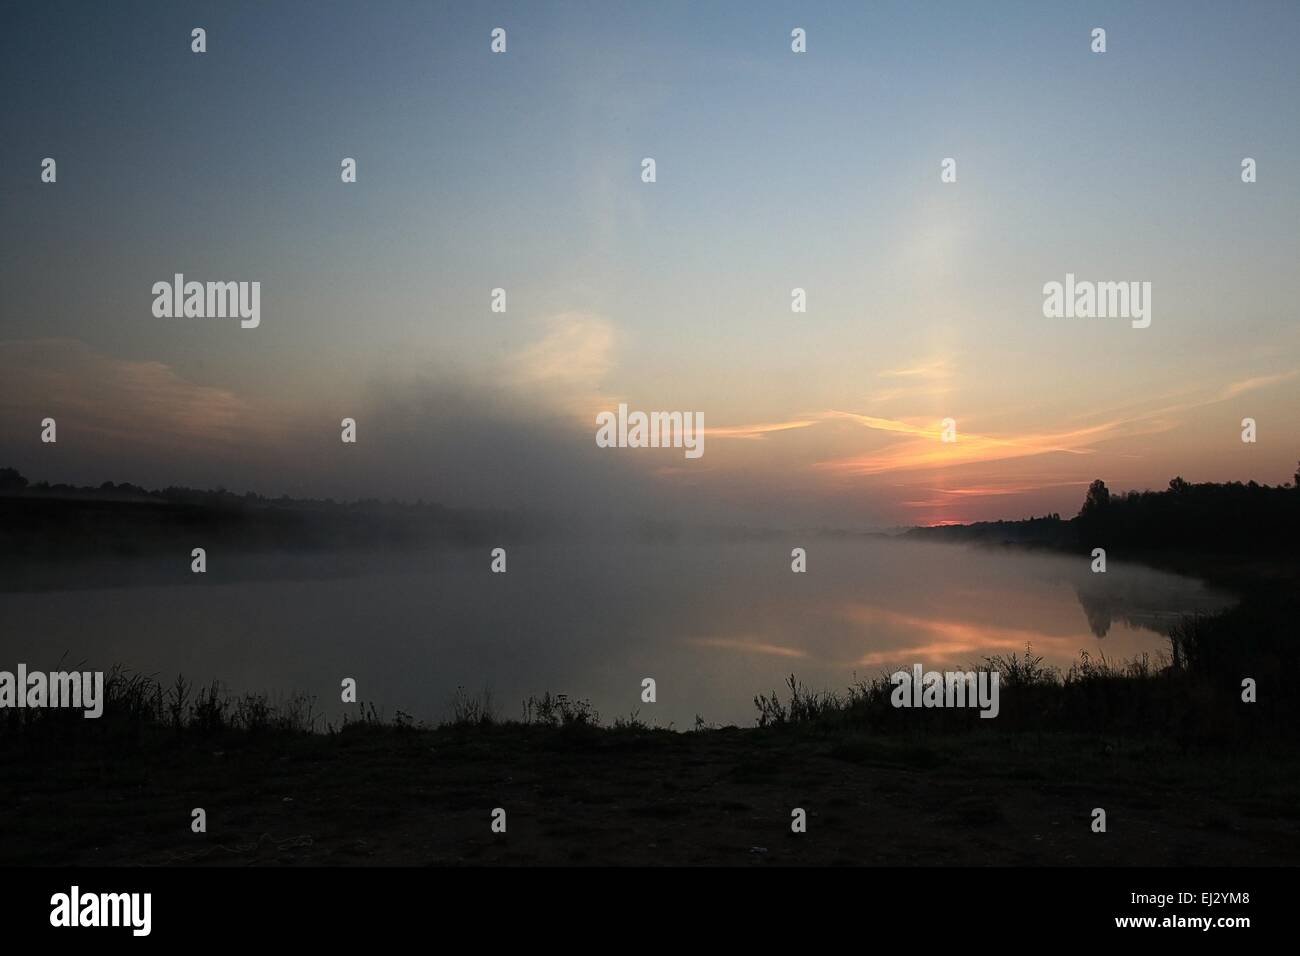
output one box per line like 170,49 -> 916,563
3,723 -> 1297,866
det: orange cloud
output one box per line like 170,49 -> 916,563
705,419 -> 821,440
700,364 -> 1296,482
687,636 -> 809,659
0,338 -> 263,454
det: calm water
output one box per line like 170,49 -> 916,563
0,538 -> 1233,728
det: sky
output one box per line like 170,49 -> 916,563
2,0 -> 1298,529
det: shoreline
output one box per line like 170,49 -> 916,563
4,720 -> 1298,866
3,567 -> 1297,866
4,475 -> 1296,865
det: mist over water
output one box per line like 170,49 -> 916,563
0,538 -> 1232,728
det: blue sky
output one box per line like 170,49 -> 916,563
2,1 -> 1297,526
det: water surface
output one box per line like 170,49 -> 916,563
0,538 -> 1233,728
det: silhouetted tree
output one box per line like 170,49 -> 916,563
1080,479 -> 1110,517
0,467 -> 28,492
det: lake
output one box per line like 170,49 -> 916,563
0,537 -> 1234,728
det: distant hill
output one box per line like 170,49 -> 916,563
906,513 -> 1074,548
0,467 -> 546,558
907,469 -> 1300,558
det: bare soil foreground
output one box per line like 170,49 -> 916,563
4,723 -> 1298,866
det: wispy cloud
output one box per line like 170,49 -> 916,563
879,359 -> 950,379
687,636 -> 809,659
0,338 -> 265,454
504,311 -> 618,421
702,367 -> 1297,480
918,479 -> 1092,499
1218,369 -> 1298,400
706,419 -> 821,440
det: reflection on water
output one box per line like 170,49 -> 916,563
0,538 -> 1233,727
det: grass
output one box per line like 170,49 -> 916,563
4,706 -> 1297,866
2,594 -> 1296,865
743,585 -> 1298,747
4,589 -> 1295,752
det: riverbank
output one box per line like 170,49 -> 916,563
3,468 -> 1296,866
4,580 -> 1298,867
4,718 -> 1299,866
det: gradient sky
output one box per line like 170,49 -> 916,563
2,0 -> 1298,528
